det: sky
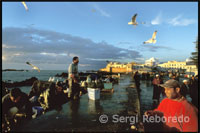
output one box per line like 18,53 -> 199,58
2,2 -> 198,70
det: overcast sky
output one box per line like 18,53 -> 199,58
2,2 -> 198,70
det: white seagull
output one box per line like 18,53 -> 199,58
48,77 -> 52,82
128,14 -> 138,26
21,2 -> 28,11
143,30 -> 157,44
26,62 -> 40,72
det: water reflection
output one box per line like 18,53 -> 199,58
88,100 -> 103,115
69,99 -> 80,125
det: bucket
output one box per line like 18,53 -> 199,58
87,88 -> 100,100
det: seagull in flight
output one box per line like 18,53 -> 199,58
21,2 -> 28,11
128,14 -> 138,26
26,62 -> 40,72
143,30 -> 157,44
92,9 -> 96,12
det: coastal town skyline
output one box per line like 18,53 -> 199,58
2,2 -> 198,70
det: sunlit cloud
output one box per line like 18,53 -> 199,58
3,44 -> 17,49
40,52 -> 69,57
168,15 -> 196,26
151,12 -> 162,25
79,64 -> 91,67
14,53 -> 21,56
3,27 -> 142,70
2,56 -> 6,61
40,52 -> 57,56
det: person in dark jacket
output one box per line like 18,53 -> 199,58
188,75 -> 198,107
133,71 -> 141,93
2,88 -> 33,131
152,74 -> 163,104
180,80 -> 189,98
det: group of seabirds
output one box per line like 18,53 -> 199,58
128,13 -> 157,44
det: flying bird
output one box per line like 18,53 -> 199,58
21,2 -> 28,11
128,14 -> 138,26
143,30 -> 157,44
26,62 -> 40,72
92,9 -> 96,12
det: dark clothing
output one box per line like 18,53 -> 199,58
152,78 -> 163,101
2,92 -> 33,123
134,73 -> 141,92
146,73 -> 150,80
188,78 -> 198,107
142,73 -> 146,80
153,85 -> 161,100
180,83 -> 189,98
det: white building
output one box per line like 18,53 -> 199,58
145,57 -> 159,67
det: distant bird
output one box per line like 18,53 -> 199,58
92,9 -> 96,12
48,77 -> 52,82
26,62 -> 40,72
143,30 -> 157,44
51,77 -> 55,82
21,2 -> 28,11
128,14 -> 138,26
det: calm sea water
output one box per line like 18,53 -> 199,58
2,70 -> 69,94
2,70 -> 67,82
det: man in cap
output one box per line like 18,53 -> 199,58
2,88 -> 33,130
144,79 -> 198,132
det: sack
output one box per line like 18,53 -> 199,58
38,82 -> 56,110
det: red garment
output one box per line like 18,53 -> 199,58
154,98 -> 198,132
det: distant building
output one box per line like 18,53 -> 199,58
145,57 -> 159,67
100,62 -> 134,73
157,61 -> 186,69
157,60 -> 198,75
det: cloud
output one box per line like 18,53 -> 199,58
168,15 -> 196,26
2,27 -> 142,70
151,12 -> 162,25
140,44 -> 175,52
2,56 -> 6,61
93,4 -> 111,17
3,44 -> 17,48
